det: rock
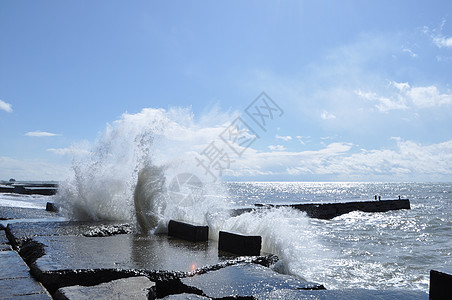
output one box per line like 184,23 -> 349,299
218,231 -> 261,256
53,276 -> 156,300
180,263 -> 324,299
168,220 -> 209,242
430,268 -> 452,299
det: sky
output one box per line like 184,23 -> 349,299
1,0 -> 452,182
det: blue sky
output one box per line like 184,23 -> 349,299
1,1 -> 452,181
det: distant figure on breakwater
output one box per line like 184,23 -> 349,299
378,196 -> 381,201
375,195 -> 377,200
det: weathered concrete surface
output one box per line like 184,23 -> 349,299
162,294 -> 209,300
168,220 -> 208,242
0,250 -> 51,299
180,263 -> 324,298
218,231 -> 262,256
5,220 -> 223,273
1,227 -> 9,244
0,206 -> 56,221
5,221 -> 132,247
0,228 -> 12,251
430,268 -> 452,300
255,288 -> 428,299
256,199 -> 411,219
53,276 -> 156,300
30,234 -> 222,272
6,220 -> 290,297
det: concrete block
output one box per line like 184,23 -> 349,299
54,276 -> 155,300
430,269 -> 452,299
46,202 -> 59,212
218,231 -> 261,256
181,263 -> 324,298
168,220 -> 208,242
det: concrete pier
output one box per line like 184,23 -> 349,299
0,182 -> 58,195
255,199 -> 411,219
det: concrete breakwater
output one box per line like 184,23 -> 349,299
0,182 -> 58,196
0,200 -> 430,299
255,199 -> 411,219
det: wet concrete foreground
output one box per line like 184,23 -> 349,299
0,227 -> 52,299
1,204 -> 429,299
3,219 -> 322,299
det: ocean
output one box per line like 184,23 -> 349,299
1,181 -> 450,294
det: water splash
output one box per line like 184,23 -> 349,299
55,107 -> 233,229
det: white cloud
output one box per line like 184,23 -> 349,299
402,48 -> 418,58
424,21 -> 452,49
226,139 -> 452,181
25,131 -> 61,137
320,110 -> 336,120
433,36 -> 452,48
47,146 -> 91,156
0,99 -> 13,113
406,85 -> 452,108
355,82 -> 452,112
268,145 -> 286,151
275,134 -> 292,141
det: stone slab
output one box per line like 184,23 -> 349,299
54,276 -> 155,300
0,206 -> 56,220
32,234 -> 221,272
0,252 -> 51,299
218,231 -> 261,256
0,278 -> 51,298
6,221 -> 132,246
0,250 -> 32,279
255,288 -> 428,299
168,220 -> 208,242
2,294 -> 53,300
180,263 -> 324,298
1,228 -> 9,244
